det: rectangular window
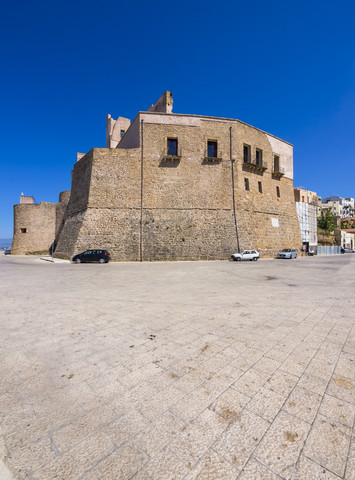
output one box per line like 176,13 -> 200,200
274,155 -> 280,172
258,181 -> 262,193
207,141 -> 217,158
20,228 -> 27,233
255,148 -> 263,166
243,144 -> 251,163
244,178 -> 250,191
167,138 -> 178,156
120,130 -> 125,138
276,186 -> 280,198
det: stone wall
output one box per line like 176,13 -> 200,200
54,113 -> 302,261
12,202 -> 57,255
11,191 -> 71,255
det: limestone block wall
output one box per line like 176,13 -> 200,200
12,202 -> 57,255
54,113 -> 301,261
55,190 -> 71,247
233,121 -> 302,255
11,191 -> 71,255
54,148 -> 142,259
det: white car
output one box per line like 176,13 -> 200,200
231,250 -> 260,261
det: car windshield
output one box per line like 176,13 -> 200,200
281,249 -> 291,252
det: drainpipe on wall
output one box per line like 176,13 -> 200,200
140,119 -> 144,262
230,126 -> 240,253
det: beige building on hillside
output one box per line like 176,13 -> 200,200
294,188 -> 317,204
12,92 -> 302,260
322,196 -> 355,218
335,229 -> 355,249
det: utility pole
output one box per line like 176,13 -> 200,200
230,126 -> 240,252
140,119 -> 144,262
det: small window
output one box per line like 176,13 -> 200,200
255,148 -> 263,166
167,138 -> 178,156
243,144 -> 251,163
207,141 -> 217,158
274,155 -> 280,172
244,178 -> 250,191
276,186 -> 280,198
258,181 -> 262,193
20,228 -> 27,233
120,130 -> 125,138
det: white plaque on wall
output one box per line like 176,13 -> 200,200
271,218 -> 279,227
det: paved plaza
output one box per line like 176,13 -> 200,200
0,253 -> 354,479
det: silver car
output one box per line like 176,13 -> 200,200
277,248 -> 297,259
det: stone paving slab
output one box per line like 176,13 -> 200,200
0,254 -> 354,479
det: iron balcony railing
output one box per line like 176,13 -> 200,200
272,166 -> 285,175
243,157 -> 267,171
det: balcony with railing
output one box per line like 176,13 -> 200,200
243,157 -> 267,173
272,166 -> 285,178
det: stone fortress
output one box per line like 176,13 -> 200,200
11,91 -> 302,260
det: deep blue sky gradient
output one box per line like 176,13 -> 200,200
1,0 -> 354,238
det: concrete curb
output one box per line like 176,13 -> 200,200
40,256 -> 70,264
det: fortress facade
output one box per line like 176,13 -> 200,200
12,92 -> 302,260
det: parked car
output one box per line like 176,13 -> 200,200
72,249 -> 111,263
343,247 -> 355,253
4,249 -> 11,255
231,250 -> 260,261
277,248 -> 297,259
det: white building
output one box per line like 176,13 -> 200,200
294,188 -> 318,252
296,202 -> 318,250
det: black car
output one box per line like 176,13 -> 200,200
72,249 -> 111,263
4,249 -> 11,255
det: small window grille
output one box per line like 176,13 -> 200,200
20,228 -> 27,233
276,186 -> 280,198
258,181 -> 262,193
244,178 -> 250,191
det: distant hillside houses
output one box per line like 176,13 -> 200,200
322,196 -> 355,218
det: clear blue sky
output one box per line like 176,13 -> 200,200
1,0 -> 354,238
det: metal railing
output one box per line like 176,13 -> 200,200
243,157 -> 267,170
272,166 -> 285,175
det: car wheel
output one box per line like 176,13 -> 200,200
99,258 -> 105,264
75,258 -> 81,264
253,257 -> 258,261
236,257 -> 241,261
